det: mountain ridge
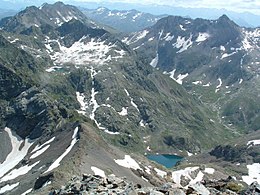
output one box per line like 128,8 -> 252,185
0,2 -> 259,194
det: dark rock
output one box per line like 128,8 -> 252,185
34,173 -> 54,190
244,182 -> 260,195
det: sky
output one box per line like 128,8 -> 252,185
66,0 -> 260,15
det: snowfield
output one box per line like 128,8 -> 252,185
46,37 -> 125,66
0,127 -> 34,178
242,163 -> 260,185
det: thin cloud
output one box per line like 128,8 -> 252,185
69,0 -> 260,15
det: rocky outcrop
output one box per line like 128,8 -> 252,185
210,144 -> 260,163
49,174 -> 249,195
4,87 -> 67,139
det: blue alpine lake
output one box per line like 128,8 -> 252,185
147,154 -> 183,168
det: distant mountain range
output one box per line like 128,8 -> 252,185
68,1 -> 260,28
0,8 -> 17,19
0,1 -> 259,27
0,1 -> 259,194
80,7 -> 166,33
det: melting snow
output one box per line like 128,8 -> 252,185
114,155 -> 141,170
242,163 -> 260,185
148,37 -> 154,41
139,120 -> 146,127
0,182 -> 19,194
44,127 -> 79,173
21,188 -> 33,195
76,92 -> 87,115
132,13 -> 142,20
196,32 -> 210,42
192,81 -> 202,85
118,107 -> 128,116
49,37 -> 123,65
204,168 -> 215,174
173,35 -> 193,53
162,33 -> 174,41
215,78 -> 222,93
123,30 -> 149,45
179,25 -> 186,31
150,53 -> 159,67
221,52 -> 236,59
220,45 -> 225,51
31,137 -> 55,153
154,168 -> 167,178
104,130 -> 120,135
0,161 -> 40,182
124,89 -> 139,111
30,145 -> 50,159
45,66 -> 62,72
172,167 -> 205,187
10,38 -> 19,43
247,139 -> 260,146
169,70 -> 188,85
91,166 -> 106,178
31,137 -> 55,154
0,127 -> 33,178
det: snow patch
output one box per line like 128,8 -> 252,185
118,107 -> 128,116
187,151 -> 193,156
114,155 -> 141,170
154,168 -> 167,178
173,35 -> 193,53
45,66 -> 62,72
247,139 -> 260,146
215,78 -> 222,93
242,163 -> 260,185
0,161 -> 40,182
169,70 -> 188,85
76,92 -> 87,115
162,33 -> 174,41
196,32 -> 210,42
204,168 -> 215,174
21,188 -> 33,195
0,182 -> 19,194
172,167 -> 205,187
31,137 -> 55,154
192,81 -> 202,85
123,30 -> 149,45
221,52 -> 236,59
30,145 -> 50,159
0,127 -> 33,178
150,53 -> 159,67
220,45 -> 225,51
10,38 -> 19,43
179,24 -> 186,31
139,120 -> 146,127
44,127 -> 79,173
91,166 -> 106,178
148,37 -> 154,41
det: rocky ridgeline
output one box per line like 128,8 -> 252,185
48,173 -> 260,195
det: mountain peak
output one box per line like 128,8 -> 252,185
218,14 -> 231,21
217,14 -> 238,27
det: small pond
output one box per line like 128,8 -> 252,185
147,154 -> 183,168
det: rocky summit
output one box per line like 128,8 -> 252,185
0,1 -> 259,195
50,173 -> 259,195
